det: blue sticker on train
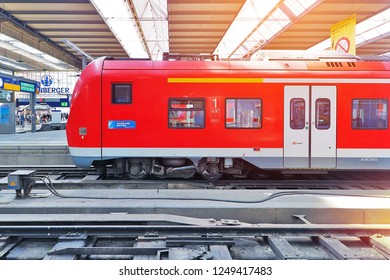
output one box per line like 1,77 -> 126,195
108,120 -> 136,129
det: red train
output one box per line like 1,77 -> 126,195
66,55 -> 390,179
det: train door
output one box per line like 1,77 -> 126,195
284,85 -> 337,168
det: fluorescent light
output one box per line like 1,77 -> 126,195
42,54 -> 63,64
11,41 -> 41,54
0,34 -> 14,41
0,56 -> 29,70
63,39 -> 94,61
0,32 -> 75,70
91,0 -> 149,58
0,61 -> 28,70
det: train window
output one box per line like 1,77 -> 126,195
226,99 -> 261,128
315,98 -> 331,129
112,84 -> 132,104
290,98 -> 305,129
169,99 -> 205,128
352,99 -> 388,129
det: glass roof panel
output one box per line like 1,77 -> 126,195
214,0 -> 280,58
91,0 -> 149,58
284,0 -> 318,17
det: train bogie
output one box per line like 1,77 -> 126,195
96,157 -> 250,180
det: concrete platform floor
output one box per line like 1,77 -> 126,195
1,188 -> 390,224
0,130 -> 72,166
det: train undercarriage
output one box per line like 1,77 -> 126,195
94,157 -> 252,180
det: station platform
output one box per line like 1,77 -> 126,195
0,130 -> 73,166
0,188 -> 390,224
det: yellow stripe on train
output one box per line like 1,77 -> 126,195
167,77 -> 263,83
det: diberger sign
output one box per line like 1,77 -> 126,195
39,74 -> 70,94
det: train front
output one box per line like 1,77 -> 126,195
66,57 -> 105,168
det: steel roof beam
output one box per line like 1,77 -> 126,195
0,8 -> 81,69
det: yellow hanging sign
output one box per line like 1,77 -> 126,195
330,14 -> 356,55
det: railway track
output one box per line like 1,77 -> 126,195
1,168 -> 390,191
0,214 -> 389,260
0,166 -> 95,179
29,178 -> 390,192
1,169 -> 390,260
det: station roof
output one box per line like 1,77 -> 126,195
0,0 -> 389,71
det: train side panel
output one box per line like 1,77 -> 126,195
100,67 -> 285,169
336,82 -> 390,169
66,58 -> 390,176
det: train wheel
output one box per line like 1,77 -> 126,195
125,160 -> 151,180
201,170 -> 222,180
201,163 -> 223,180
125,171 -> 147,180
180,170 -> 196,179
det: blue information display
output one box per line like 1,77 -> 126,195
17,97 -> 69,107
20,81 -> 36,93
0,104 -> 10,124
0,75 -> 38,93
108,120 -> 136,129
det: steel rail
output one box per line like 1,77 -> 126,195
1,223 -> 390,237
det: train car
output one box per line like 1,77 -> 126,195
66,53 -> 390,179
